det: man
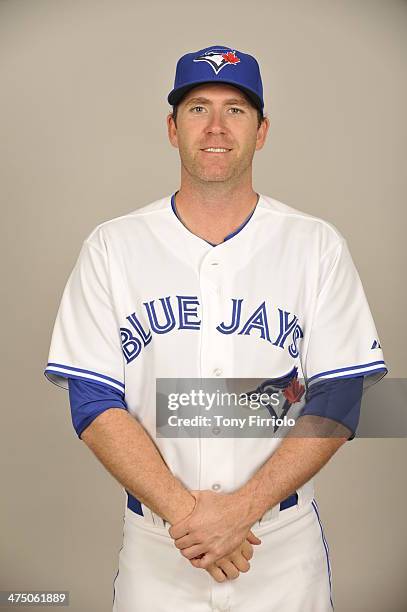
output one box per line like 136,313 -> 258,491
44,45 -> 388,611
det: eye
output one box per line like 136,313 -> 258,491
229,107 -> 244,114
190,106 -> 205,113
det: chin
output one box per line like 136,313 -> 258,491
196,166 -> 236,182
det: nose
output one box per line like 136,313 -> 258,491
204,109 -> 227,134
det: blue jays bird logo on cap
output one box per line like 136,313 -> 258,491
193,49 -> 241,75
167,45 -> 264,110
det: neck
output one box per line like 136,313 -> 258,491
173,181 -> 259,245
175,175 -> 257,213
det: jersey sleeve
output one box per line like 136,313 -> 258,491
301,237 -> 388,390
44,234 -> 125,393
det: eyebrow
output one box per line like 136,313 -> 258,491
184,96 -> 250,107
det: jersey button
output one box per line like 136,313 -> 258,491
213,368 -> 223,377
211,483 -> 222,491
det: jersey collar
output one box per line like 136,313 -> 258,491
170,191 -> 258,247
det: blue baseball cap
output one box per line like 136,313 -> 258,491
167,45 -> 264,112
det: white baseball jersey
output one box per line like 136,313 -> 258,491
44,193 -> 388,505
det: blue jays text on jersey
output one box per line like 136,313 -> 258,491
121,296 -> 303,365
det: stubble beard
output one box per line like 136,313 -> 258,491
181,147 -> 254,185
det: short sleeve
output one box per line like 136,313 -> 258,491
302,237 -> 388,390
44,235 -> 125,393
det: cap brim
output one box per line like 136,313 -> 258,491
167,80 -> 263,112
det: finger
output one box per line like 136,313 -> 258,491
216,559 -> 240,580
241,540 -> 254,561
194,545 -> 234,569
192,553 -> 216,570
229,551 -> 250,573
179,544 -> 207,560
206,565 -> 227,583
169,522 -> 190,540
247,530 -> 262,545
173,534 -> 200,550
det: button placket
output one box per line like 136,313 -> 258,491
198,255 -> 227,378
198,253 -> 235,492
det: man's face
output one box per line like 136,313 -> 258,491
167,83 -> 269,184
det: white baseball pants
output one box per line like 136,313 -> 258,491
112,498 -> 333,612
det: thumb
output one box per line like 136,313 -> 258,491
247,530 -> 262,545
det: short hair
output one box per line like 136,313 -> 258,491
171,92 -> 266,130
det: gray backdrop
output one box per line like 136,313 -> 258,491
1,1 -> 406,611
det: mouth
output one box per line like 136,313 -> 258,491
200,147 -> 232,154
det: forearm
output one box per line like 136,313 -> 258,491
236,415 -> 349,524
80,407 -> 195,524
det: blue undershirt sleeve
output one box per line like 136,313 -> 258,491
67,378 -> 128,439
300,376 -> 364,441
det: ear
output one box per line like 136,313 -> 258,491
167,113 -> 179,149
255,116 -> 270,151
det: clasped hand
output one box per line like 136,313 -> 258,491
168,490 -> 261,582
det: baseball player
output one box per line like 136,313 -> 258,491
44,45 -> 388,611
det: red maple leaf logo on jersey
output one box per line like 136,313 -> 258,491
222,51 -> 240,64
283,379 -> 305,404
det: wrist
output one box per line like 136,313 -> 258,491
233,480 -> 271,525
165,490 -> 196,525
